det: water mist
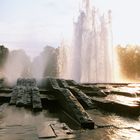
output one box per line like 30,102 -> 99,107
3,50 -> 31,86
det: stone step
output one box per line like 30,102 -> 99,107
50,123 -> 74,139
0,89 -> 12,93
54,88 -> 94,129
92,97 -> 140,116
37,122 -> 56,138
68,87 -> 94,109
56,79 -> 69,88
110,90 -> 137,97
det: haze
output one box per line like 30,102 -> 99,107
0,0 -> 140,58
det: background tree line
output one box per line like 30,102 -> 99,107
116,45 -> 140,81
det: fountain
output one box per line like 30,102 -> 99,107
58,0 -> 114,83
1,0 -> 114,85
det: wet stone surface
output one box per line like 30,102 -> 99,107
1,79 -> 140,139
0,104 -> 75,140
0,104 -> 139,140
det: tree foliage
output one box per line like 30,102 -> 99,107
116,45 -> 140,81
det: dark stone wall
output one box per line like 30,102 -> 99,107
0,45 -> 9,68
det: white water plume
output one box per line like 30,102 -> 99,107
57,40 -> 72,79
58,0 -> 114,83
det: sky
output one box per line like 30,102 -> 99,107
0,0 -> 140,57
